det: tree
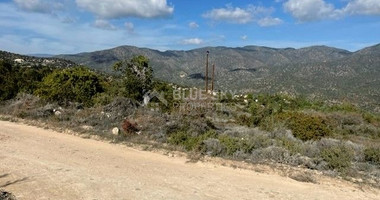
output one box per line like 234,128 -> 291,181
0,60 -> 19,101
18,65 -> 53,94
113,55 -> 153,101
36,66 -> 104,106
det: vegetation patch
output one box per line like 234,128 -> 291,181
1,54 -> 380,187
364,147 -> 380,165
287,113 -> 332,141
320,145 -> 354,172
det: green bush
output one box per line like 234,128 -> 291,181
320,145 -> 354,172
18,65 -> 53,94
218,135 -> 240,156
364,147 -> 380,165
287,113 -> 332,141
151,81 -> 179,113
113,55 -> 153,101
0,60 -> 19,101
236,114 -> 252,127
36,67 -> 104,106
168,130 -> 217,151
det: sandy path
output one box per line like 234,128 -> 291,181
0,120 -> 378,200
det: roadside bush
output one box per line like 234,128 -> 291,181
364,147 -> 380,165
320,145 -> 354,172
201,138 -> 223,156
251,146 -> 290,163
289,172 -> 317,183
278,137 -> 304,155
218,135 -> 240,156
0,189 -> 16,200
287,113 -> 332,141
168,130 -> 218,151
103,97 -> 137,121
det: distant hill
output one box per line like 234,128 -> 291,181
28,54 -> 54,58
0,50 -> 75,68
55,44 -> 380,109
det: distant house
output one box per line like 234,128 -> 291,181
14,58 -> 24,63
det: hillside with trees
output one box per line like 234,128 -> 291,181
56,44 -> 380,110
1,54 -> 379,188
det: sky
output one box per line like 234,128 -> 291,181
0,0 -> 379,55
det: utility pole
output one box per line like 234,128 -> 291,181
211,63 -> 215,92
205,51 -> 209,93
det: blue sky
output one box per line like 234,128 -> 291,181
0,0 -> 379,54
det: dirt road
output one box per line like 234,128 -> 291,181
0,120 -> 378,200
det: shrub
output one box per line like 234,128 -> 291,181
168,130 -> 217,151
113,55 -> 153,101
287,113 -> 332,141
320,145 -> 354,172
18,65 -> 53,94
0,189 -> 16,200
122,119 -> 138,136
0,60 -> 19,101
364,147 -> 380,165
151,81 -> 179,113
218,135 -> 240,156
251,146 -> 290,163
236,114 -> 252,127
103,97 -> 137,121
278,137 -> 304,155
201,138 -> 223,156
362,113 -> 380,126
289,172 -> 317,183
36,67 -> 104,106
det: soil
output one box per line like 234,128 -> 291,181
0,120 -> 379,199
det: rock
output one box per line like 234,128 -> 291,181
81,125 -> 93,131
112,127 -> 120,135
54,111 -> 62,116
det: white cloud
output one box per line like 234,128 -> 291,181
181,38 -> 203,45
258,17 -> 283,26
94,19 -> 117,30
343,0 -> 380,15
202,5 -> 253,24
241,35 -> 248,40
189,21 -> 199,29
0,3 -> 181,54
284,0 -> 380,22
13,0 -> 64,14
284,0 -> 343,22
125,22 -> 134,33
203,4 -> 283,26
76,0 -> 174,19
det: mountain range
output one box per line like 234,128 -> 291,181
56,44 -> 380,109
1,44 -> 379,110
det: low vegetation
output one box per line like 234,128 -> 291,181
1,56 -> 379,187
0,189 -> 17,200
